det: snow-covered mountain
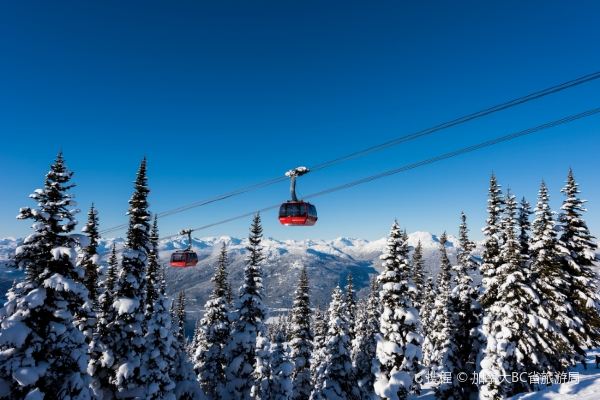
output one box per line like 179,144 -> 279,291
158,232 -> 462,317
0,232 -> 462,316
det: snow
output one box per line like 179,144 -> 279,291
43,273 -> 87,297
13,364 -> 48,386
412,349 -> 600,400
285,166 -> 309,177
510,349 -> 600,399
22,288 -> 46,309
24,389 -> 44,400
51,246 -> 76,261
0,320 -> 31,347
113,297 -> 139,315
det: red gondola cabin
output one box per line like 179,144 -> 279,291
170,250 -> 198,268
279,201 -> 318,226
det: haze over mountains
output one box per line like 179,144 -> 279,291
0,232 -> 465,313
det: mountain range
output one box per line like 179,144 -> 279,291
0,232 -> 466,317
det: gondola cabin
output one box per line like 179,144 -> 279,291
170,250 -> 198,268
279,201 -> 318,226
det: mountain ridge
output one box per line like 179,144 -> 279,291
0,231 -> 461,312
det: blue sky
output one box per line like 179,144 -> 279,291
1,1 -> 599,241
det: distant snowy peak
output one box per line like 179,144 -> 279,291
407,231 -> 459,249
0,231 -> 459,262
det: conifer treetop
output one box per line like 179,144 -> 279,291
126,157 -> 151,252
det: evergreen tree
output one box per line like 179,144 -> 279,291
194,242 -> 231,399
529,182 -> 574,372
426,233 -> 453,373
351,278 -> 380,400
401,230 -> 410,258
310,287 -> 358,400
518,197 -> 533,261
373,221 -> 422,400
480,174 -> 505,309
74,204 -> 101,344
289,266 -> 313,400
479,191 -> 543,398
436,213 -> 482,399
103,158 -> 151,398
224,213 -> 268,399
269,316 -> 288,342
189,318 -> 202,358
175,290 -> 187,345
310,308 -> 327,387
251,332 -> 272,400
0,153 -> 92,399
142,216 -> 177,399
170,287 -> 205,400
270,330 -> 293,400
557,169 -> 600,355
89,243 -> 119,398
411,241 -> 426,311
81,204 -> 101,304
420,275 -> 436,368
344,273 -> 357,341
100,244 -> 118,329
145,216 -> 160,315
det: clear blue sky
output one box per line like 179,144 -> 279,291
1,1 -> 599,241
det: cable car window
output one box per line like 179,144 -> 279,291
289,204 -> 300,216
172,253 -> 186,262
309,205 -> 317,217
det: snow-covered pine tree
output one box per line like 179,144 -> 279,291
89,243 -> 119,398
480,174 -> 505,310
75,204 -> 100,343
145,216 -> 160,315
224,213 -> 268,399
373,221 -> 422,400
351,278 -> 380,400
436,213 -> 482,399
427,233 -> 453,378
310,308 -> 327,386
170,289 -> 205,399
189,318 -> 202,358
81,204 -> 100,305
557,169 -> 600,355
0,153 -> 92,399
528,181 -> 574,372
344,273 -> 357,341
289,266 -> 312,400
402,230 -> 420,320
401,230 -> 410,257
103,158 -> 151,398
99,243 -> 118,333
175,290 -> 187,345
420,274 -> 436,368
194,242 -> 232,399
251,331 -> 272,400
271,330 -> 293,400
411,241 -> 425,311
310,286 -> 358,400
518,197 -> 533,262
141,215 -> 177,399
479,191 -> 542,398
269,316 -> 286,342
226,281 -> 234,306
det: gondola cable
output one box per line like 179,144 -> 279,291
159,106 -> 600,241
98,70 -> 600,235
3,107 -> 598,277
